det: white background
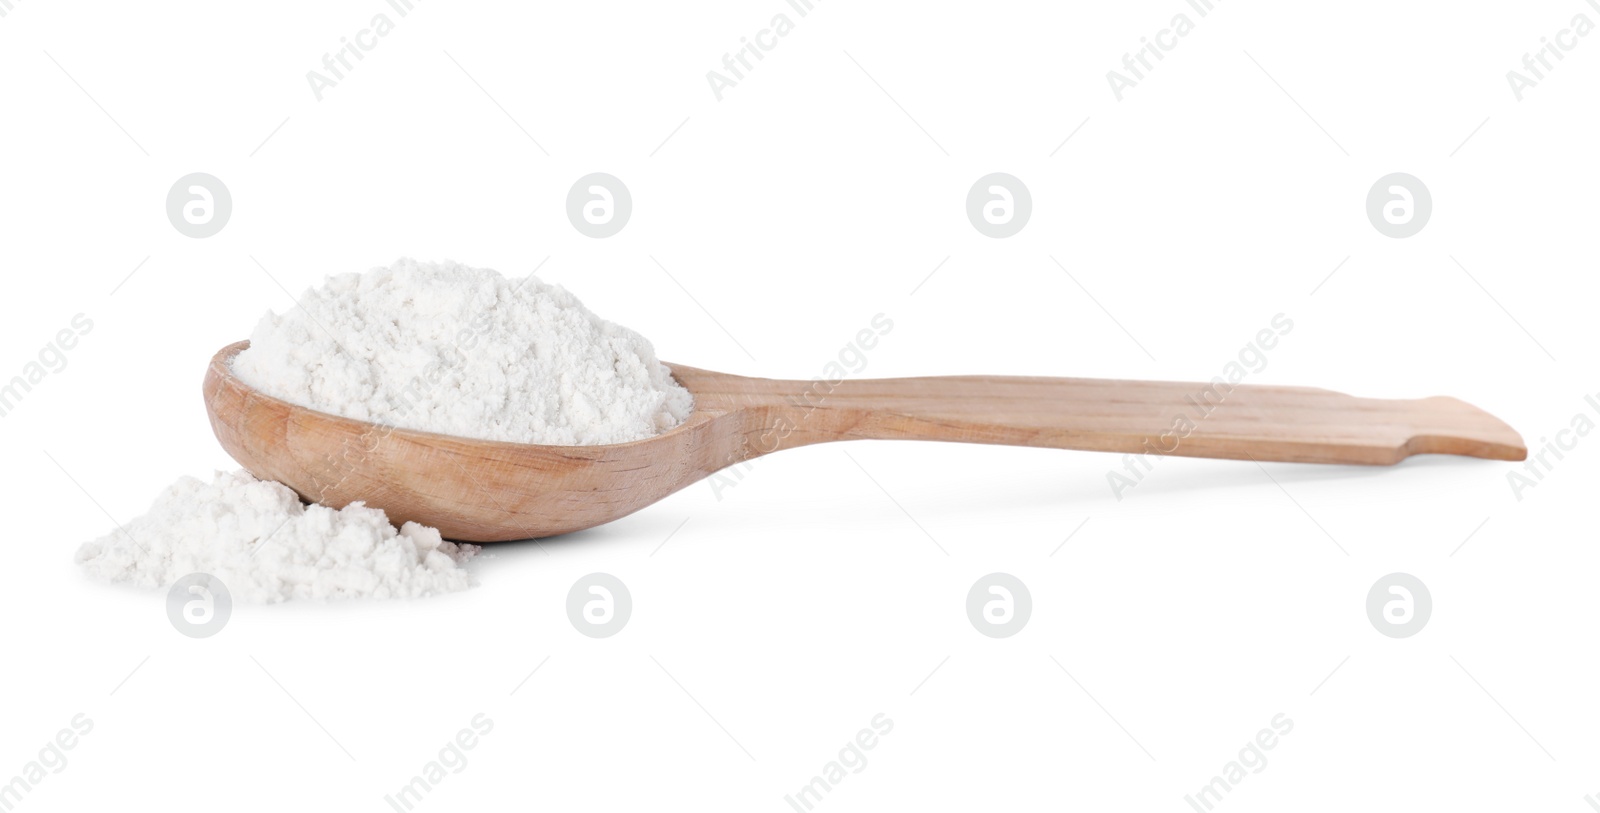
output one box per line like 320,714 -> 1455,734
1,0 -> 1596,810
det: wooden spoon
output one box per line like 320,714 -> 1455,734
204,341 -> 1525,542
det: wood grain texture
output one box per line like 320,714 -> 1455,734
205,342 -> 1525,542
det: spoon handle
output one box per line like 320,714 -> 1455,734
688,371 -> 1526,465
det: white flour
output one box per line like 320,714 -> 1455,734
75,470 -> 477,603
231,257 -> 693,445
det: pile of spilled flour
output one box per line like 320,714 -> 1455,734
75,470 -> 478,602
76,258 -> 691,602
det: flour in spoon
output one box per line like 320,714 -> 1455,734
75,469 -> 477,603
231,257 -> 693,445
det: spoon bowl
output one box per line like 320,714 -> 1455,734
204,341 -> 1525,542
